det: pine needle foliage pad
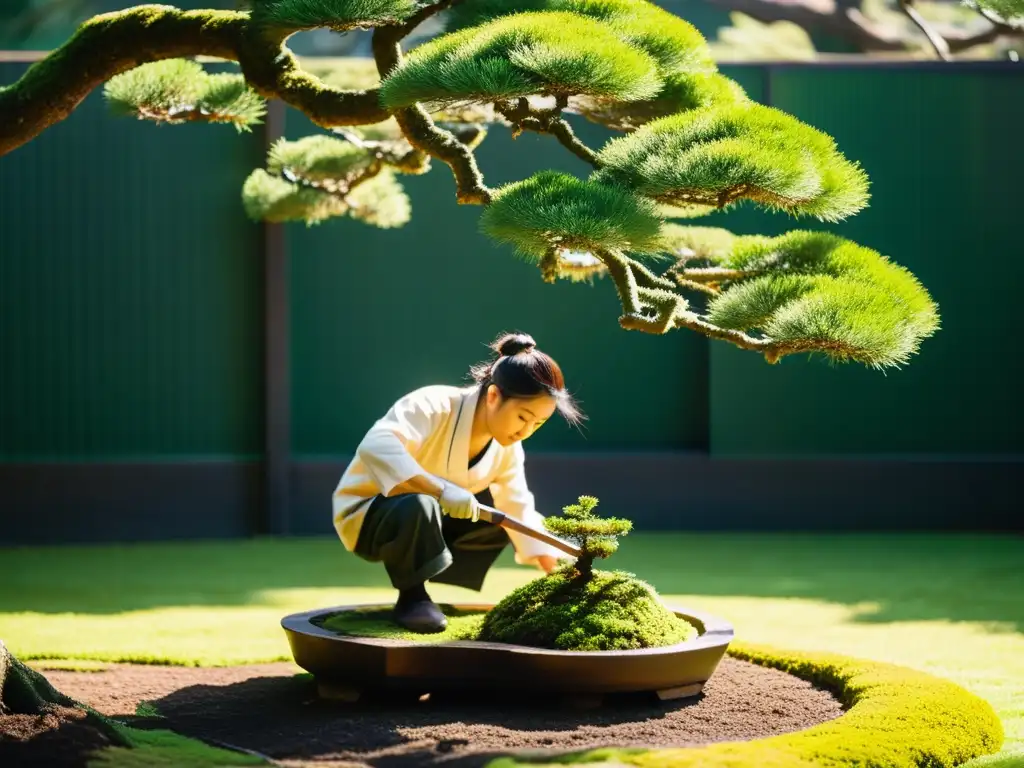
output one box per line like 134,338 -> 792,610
592,103 -> 870,221
378,11 -> 663,109
0,0 -> 941,368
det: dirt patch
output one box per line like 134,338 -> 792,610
0,706 -> 115,768
35,656 -> 844,767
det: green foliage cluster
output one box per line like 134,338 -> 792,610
971,0 -> 1024,20
379,11 -> 663,110
249,0 -> 418,31
104,60 -> 265,132
441,0 -> 748,130
541,495 -> 633,575
479,171 -> 665,261
593,103 -> 870,222
444,0 -> 714,75
577,70 -> 748,132
671,230 -> 939,368
242,135 -> 411,227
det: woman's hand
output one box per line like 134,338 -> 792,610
536,555 -> 560,574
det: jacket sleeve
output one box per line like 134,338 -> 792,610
490,443 -> 567,566
355,389 -> 448,497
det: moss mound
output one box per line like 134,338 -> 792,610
476,565 -> 697,651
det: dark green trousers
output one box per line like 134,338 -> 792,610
352,489 -> 511,591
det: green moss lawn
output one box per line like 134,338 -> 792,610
1,533 -> 1021,767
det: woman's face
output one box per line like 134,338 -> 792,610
485,385 -> 557,446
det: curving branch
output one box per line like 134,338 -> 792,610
371,0 -> 491,204
597,247 -> 840,364
898,0 -> 952,59
0,7 -> 240,156
0,5 -> 391,158
496,96 -> 601,169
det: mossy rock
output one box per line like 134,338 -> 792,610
477,565 -> 697,651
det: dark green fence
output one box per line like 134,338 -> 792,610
1,58 -> 1020,544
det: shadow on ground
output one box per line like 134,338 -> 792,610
124,656 -> 840,767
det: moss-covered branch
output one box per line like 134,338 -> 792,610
595,246 -> 844,363
497,97 -> 601,169
0,5 -> 390,157
0,6 -> 243,156
372,8 -> 492,204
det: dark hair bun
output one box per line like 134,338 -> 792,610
493,332 -> 536,357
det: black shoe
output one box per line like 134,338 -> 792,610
394,586 -> 448,634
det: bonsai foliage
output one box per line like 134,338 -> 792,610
474,496 -> 693,651
0,0 -> 941,368
542,494 -> 632,577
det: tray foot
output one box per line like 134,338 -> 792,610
317,681 -> 362,702
655,683 -> 704,701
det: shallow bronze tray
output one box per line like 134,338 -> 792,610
281,603 -> 734,705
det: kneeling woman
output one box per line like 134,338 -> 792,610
332,332 -> 583,633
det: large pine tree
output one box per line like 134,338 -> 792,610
0,0 -> 945,369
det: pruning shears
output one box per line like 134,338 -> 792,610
477,503 -> 582,558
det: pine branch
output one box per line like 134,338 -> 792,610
897,0 -> 951,60
0,5 -> 389,157
596,249 -> 686,334
496,96 -> 601,169
371,1 -> 491,204
595,245 -> 866,363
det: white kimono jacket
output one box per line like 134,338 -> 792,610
332,384 -> 565,567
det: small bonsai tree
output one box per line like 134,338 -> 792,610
0,0 -> 940,370
543,495 -> 632,578
477,496 -> 694,650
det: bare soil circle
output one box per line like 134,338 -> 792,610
5,656 -> 846,767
